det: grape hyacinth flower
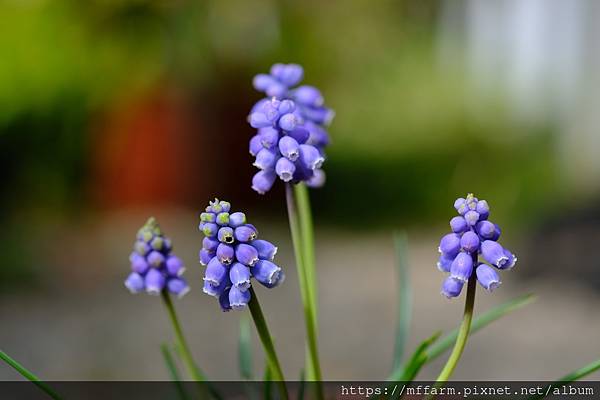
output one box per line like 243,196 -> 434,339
248,63 -> 334,193
199,199 -> 285,311
438,194 -> 517,298
125,217 -> 190,298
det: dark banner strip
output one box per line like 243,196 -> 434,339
0,381 -> 598,400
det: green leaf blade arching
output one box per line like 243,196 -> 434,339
392,232 -> 412,373
427,293 -> 536,362
238,313 -> 253,380
160,343 -> 189,400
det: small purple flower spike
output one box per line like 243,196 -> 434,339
125,218 -> 190,299
248,63 -> 334,193
199,199 -> 284,311
437,193 -> 516,298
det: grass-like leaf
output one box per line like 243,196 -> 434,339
385,293 -> 535,383
239,313 -> 253,380
379,332 -> 441,400
528,358 -> 600,400
263,363 -> 273,400
392,232 -> 412,372
160,343 -> 189,400
0,349 -> 62,400
388,331 -> 441,383
427,293 -> 536,362
399,331 -> 441,382
169,345 -> 223,400
298,369 -> 306,400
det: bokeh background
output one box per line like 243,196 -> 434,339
2,0 -> 600,381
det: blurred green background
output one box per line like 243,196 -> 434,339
1,0 -> 600,381
0,0 -> 576,284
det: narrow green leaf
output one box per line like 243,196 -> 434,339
392,231 -> 412,372
400,331 -> 441,382
171,346 -> 223,400
0,349 -> 63,400
160,343 -> 189,400
378,333 -> 441,400
528,358 -> 600,400
238,313 -> 253,380
388,331 -> 441,383
263,363 -> 273,400
297,369 -> 306,400
555,358 -> 600,382
427,293 -> 536,362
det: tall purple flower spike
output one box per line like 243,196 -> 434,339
438,194 -> 517,298
125,217 -> 190,298
199,199 -> 285,311
248,63 -> 334,194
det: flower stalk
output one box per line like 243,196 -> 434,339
247,287 -> 289,400
161,291 -> 206,385
294,183 -> 319,321
286,183 -> 324,400
428,274 -> 477,400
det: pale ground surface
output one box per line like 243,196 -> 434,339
1,209 -> 600,381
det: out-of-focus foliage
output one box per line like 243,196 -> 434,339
0,0 -> 575,284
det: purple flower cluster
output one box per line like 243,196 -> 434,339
199,199 -> 285,311
248,63 -> 334,194
125,218 -> 189,298
438,194 -> 517,298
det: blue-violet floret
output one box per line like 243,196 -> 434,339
199,199 -> 285,311
125,217 -> 190,298
438,194 -> 517,298
248,63 -> 334,193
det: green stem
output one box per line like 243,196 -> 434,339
294,184 -> 321,383
0,350 -> 62,400
294,183 -> 319,324
247,287 -> 289,400
428,275 -> 477,399
286,184 -> 324,400
161,292 -> 205,383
